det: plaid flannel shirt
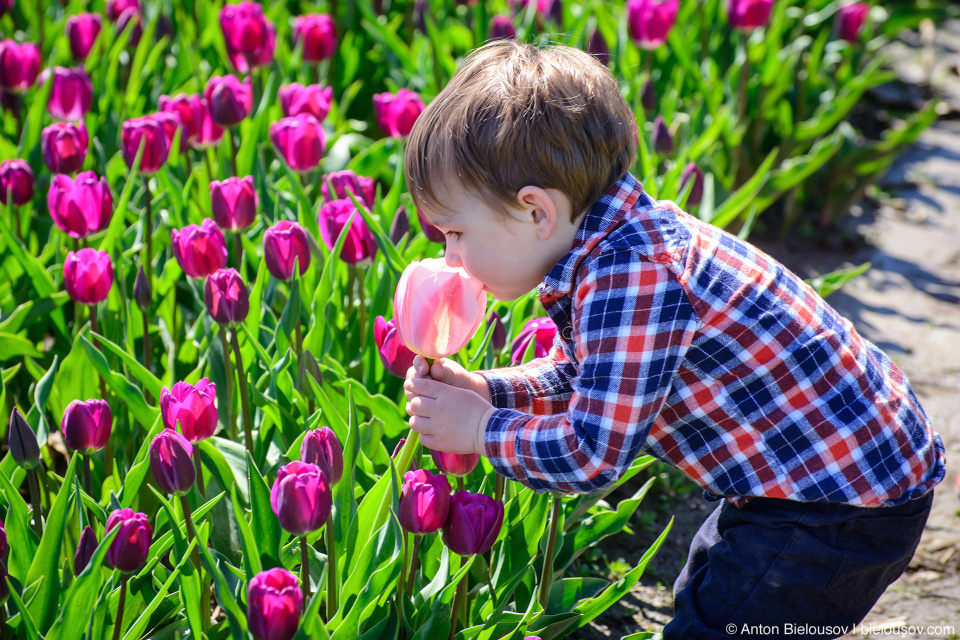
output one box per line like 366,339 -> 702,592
479,172 -> 945,507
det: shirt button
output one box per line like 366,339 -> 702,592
561,326 -> 573,340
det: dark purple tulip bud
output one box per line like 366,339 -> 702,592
219,2 -> 276,73
587,28 -> 610,66
727,0 -> 773,32
160,378 -> 218,442
210,176 -> 258,231
64,249 -> 114,305
171,219 -> 229,278
414,0 -> 429,33
155,14 -> 174,42
66,14 -> 102,61
389,207 -> 410,245
487,311 -> 506,351
269,114 -> 326,174
0,41 -> 41,93
149,429 -> 195,496
511,317 -> 557,364
626,0 -> 679,49
41,120 -> 89,174
74,525 -> 98,575
0,559 -> 9,605
0,0 -> 10,19
641,78 -> 657,113
679,162 -> 704,207
270,461 -> 332,536
293,14 -> 337,63
263,220 -> 311,281
106,0 -> 139,22
372,89 -> 425,138
115,8 -> 142,46
317,199 -> 378,266
489,15 -> 516,40
0,159 -> 35,206
279,83 -> 334,121
374,316 -> 416,378
204,75 -> 253,128
399,469 -> 451,535
0,519 -> 7,560
442,491 -> 504,556
300,427 -> 343,486
321,170 -> 375,208
121,116 -> 170,175
430,449 -> 479,477
41,67 -> 94,121
417,210 -> 445,244
61,399 -> 112,454
47,171 -> 113,239
8,407 -> 39,470
248,568 -> 303,640
836,2 -> 869,43
133,264 -> 150,310
301,349 -> 323,388
204,268 -> 250,326
652,115 -> 674,155
105,508 -> 152,573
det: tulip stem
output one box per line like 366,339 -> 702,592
179,495 -> 203,577
142,304 -> 151,394
112,573 -> 129,640
219,326 -> 236,440
300,535 -> 311,601
375,431 -> 419,532
89,305 -> 110,403
230,329 -> 255,454
83,453 -> 93,501
448,563 -> 467,640
457,477 -> 464,493
406,534 -> 421,597
325,517 -> 337,619
194,454 -> 205,497
143,177 -> 153,286
0,603 -> 7,640
27,468 -> 43,538
234,232 -> 244,277
538,494 -> 562,610
494,474 -> 504,503
229,130 -> 239,176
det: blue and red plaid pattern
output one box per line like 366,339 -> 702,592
480,172 -> 946,506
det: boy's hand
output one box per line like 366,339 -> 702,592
404,370 -> 495,456
405,355 -> 491,402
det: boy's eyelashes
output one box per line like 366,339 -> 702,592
444,231 -> 462,239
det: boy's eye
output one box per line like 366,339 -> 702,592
444,231 -> 462,240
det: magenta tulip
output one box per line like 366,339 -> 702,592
399,469 -> 451,535
0,159 -> 34,206
204,75 -> 253,127
40,67 -> 93,121
61,398 -> 111,454
269,114 -> 325,173
210,176 -> 258,230
626,0 -> 679,49
680,162 -> 704,207
836,2 -> 869,42
292,14 -> 337,63
279,83 -> 334,121
442,491 -> 504,556
171,219 -> 228,278
47,172 -> 113,238
0,41 -> 40,93
64,248 -> 113,305
160,378 -> 218,442
263,220 -> 311,281
192,99 -> 224,149
372,89 -> 425,138
270,461 -> 332,536
105,509 -> 152,573
393,258 -> 487,359
121,116 -> 170,175
149,109 -> 188,153
41,121 -> 89,174
150,429 -> 195,496
248,568 -> 303,640
727,0 -> 773,32
489,15 -> 516,40
321,170 -> 375,208
374,316 -> 417,378
74,525 -> 98,575
106,0 -> 139,22
431,449 -> 479,477
219,2 -> 276,73
317,198 -> 378,266
204,268 -> 249,325
510,317 -> 557,364
66,14 -> 102,61
300,427 -> 343,486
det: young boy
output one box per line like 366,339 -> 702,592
401,39 -> 946,639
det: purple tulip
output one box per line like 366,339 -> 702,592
74,525 -> 97,575
150,429 -> 195,496
263,220 -> 311,281
66,14 -> 102,61
321,170 -> 375,208
210,176 -> 258,231
372,89 -> 425,138
204,75 -> 253,127
641,78 -> 657,112
0,41 -> 41,93
41,121 -> 89,174
160,94 -> 225,150
160,378 -> 218,442
0,159 -> 34,206
61,398 -> 112,453
149,109 -> 188,153
133,265 -> 150,310
727,0 -> 773,32
0,519 -> 6,560
652,115 -> 674,155
248,568 -> 303,640
489,15 -> 516,40
193,99 -> 224,149
114,8 -> 143,47
204,268 -> 249,326
680,162 -> 704,207
270,461 -> 332,536
64,248 -> 113,305
171,219 -> 229,278
219,2 -> 276,73
105,508 -> 152,573
317,198 -> 378,266
442,491 -> 504,556
626,0 -> 679,49
511,317 -> 557,364
374,316 -> 417,378
106,0 -> 139,22
836,2 -> 869,43
47,172 -> 113,238
292,14 -> 337,63
0,0 -> 10,19
487,311 -> 506,351
279,83 -> 334,122
269,114 -> 326,174
300,427 -> 343,486
430,450 -> 479,477
587,28 -> 610,66
40,67 -> 94,121
8,406 -> 39,470
121,116 -> 171,175
389,207 -> 410,245
416,210 -> 445,244
399,469 -> 451,535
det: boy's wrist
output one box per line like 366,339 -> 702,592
471,372 -> 492,403
475,406 -> 496,456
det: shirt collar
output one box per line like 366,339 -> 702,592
540,171 -> 649,295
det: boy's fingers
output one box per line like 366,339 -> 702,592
407,377 -> 441,399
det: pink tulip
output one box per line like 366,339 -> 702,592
0,41 -> 40,93
279,83 -> 333,121
320,170 -> 375,207
204,268 -> 249,325
160,378 -> 218,441
248,568 -> 303,640
219,1 -> 276,73
270,461 -> 332,536
47,172 -> 113,238
204,75 -> 253,127
121,116 -> 171,175
836,2 -> 869,43
398,469 -> 451,535
66,14 -> 102,61
317,198 -> 378,266
727,0 -> 773,32
269,114 -> 326,173
159,93 -> 225,149
106,0 -> 139,22
489,15 -> 516,40
263,220 -> 311,281
441,491 -> 503,556
374,316 -> 416,378
64,248 -> 113,305
41,120 -> 89,174
40,67 -> 93,121
430,449 -> 479,477
61,398 -> 112,453
372,89 -> 425,138
171,219 -> 229,278
148,109 -> 188,153
105,509 -> 152,573
0,159 -> 34,207
626,0 -> 679,49
393,258 -> 487,359
292,14 -> 337,63
149,429 -> 195,496
210,176 -> 258,231
300,427 -> 343,486
510,317 -> 557,364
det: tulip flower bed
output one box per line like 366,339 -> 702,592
0,0 -> 949,638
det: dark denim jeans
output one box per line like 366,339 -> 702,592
662,490 -> 934,640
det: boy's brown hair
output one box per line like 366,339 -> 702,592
404,39 -> 637,222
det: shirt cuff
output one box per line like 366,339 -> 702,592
477,369 -> 530,412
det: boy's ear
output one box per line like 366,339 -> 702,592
516,186 -> 558,239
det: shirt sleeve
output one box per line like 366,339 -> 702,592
483,249 -> 700,494
476,335 -> 576,415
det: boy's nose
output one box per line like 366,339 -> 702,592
444,249 -> 462,269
